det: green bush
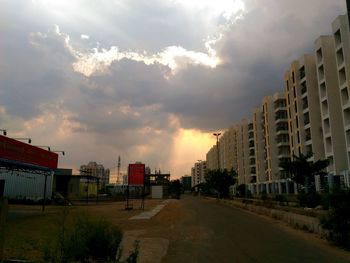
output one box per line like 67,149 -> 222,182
297,192 -> 321,208
274,194 -> 287,206
43,208 -> 123,263
321,190 -> 350,248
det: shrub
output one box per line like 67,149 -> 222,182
321,190 -> 350,248
260,191 -> 268,201
274,194 -> 287,206
43,207 -> 123,263
297,192 -> 321,208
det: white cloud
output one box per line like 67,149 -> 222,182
72,44 -> 221,77
80,34 -> 90,40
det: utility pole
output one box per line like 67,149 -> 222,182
213,133 -> 221,170
117,155 -> 121,185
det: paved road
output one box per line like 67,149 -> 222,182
162,195 -> 350,263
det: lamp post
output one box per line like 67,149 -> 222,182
52,151 -> 65,156
0,129 -> 6,136
35,146 -> 51,151
213,132 -> 221,170
12,138 -> 31,144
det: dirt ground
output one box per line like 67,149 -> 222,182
5,196 -> 349,262
2,199 -> 168,262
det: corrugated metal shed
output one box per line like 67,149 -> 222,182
0,170 -> 53,200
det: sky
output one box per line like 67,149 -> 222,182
0,0 -> 347,181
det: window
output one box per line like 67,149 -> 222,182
324,118 -> 330,134
344,107 -> 350,126
337,48 -> 344,66
303,112 -> 310,125
316,48 -> 323,63
318,65 -> 324,80
334,29 -> 342,47
297,132 -> 300,143
300,81 -> 307,95
305,128 -> 311,141
293,86 -> 296,98
339,67 -> 347,86
299,66 -> 305,80
341,87 -> 349,105
306,145 -> 313,156
322,100 -> 329,115
320,82 -> 326,98
302,97 -> 308,110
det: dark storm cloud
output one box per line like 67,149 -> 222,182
88,59 -> 170,108
0,24 -> 74,118
0,0 -> 347,174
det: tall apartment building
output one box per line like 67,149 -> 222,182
273,93 -> 290,176
237,119 -> 250,185
252,107 -> 265,191
284,55 -> 325,163
248,120 -> 256,182
217,126 -> 238,171
219,132 -> 226,170
206,145 -> 218,170
259,93 -> 290,193
332,15 -> 350,180
191,161 -> 207,187
200,11 -> 350,194
315,35 -> 348,175
262,96 -> 276,185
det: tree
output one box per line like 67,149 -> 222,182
168,179 -> 182,199
204,169 -> 237,198
279,153 -> 329,193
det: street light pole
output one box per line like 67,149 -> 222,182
213,133 -> 221,170
11,138 -> 31,143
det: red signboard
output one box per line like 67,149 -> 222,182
0,135 -> 58,169
128,163 -> 145,186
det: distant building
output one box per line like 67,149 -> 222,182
191,161 -> 207,187
80,162 -> 110,190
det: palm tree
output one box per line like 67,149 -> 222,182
279,153 -> 329,193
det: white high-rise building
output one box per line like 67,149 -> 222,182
332,15 -> 350,179
315,35 -> 348,175
191,161 -> 207,187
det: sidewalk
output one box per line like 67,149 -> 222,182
120,199 -> 174,263
130,199 -> 171,220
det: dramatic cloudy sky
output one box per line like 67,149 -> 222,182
0,0 -> 346,180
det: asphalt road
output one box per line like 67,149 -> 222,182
162,195 -> 350,263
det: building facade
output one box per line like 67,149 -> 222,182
80,161 -> 110,190
191,161 -> 207,188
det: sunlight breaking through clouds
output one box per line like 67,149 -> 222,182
172,0 -> 246,21
72,45 -> 221,77
29,0 -> 248,77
